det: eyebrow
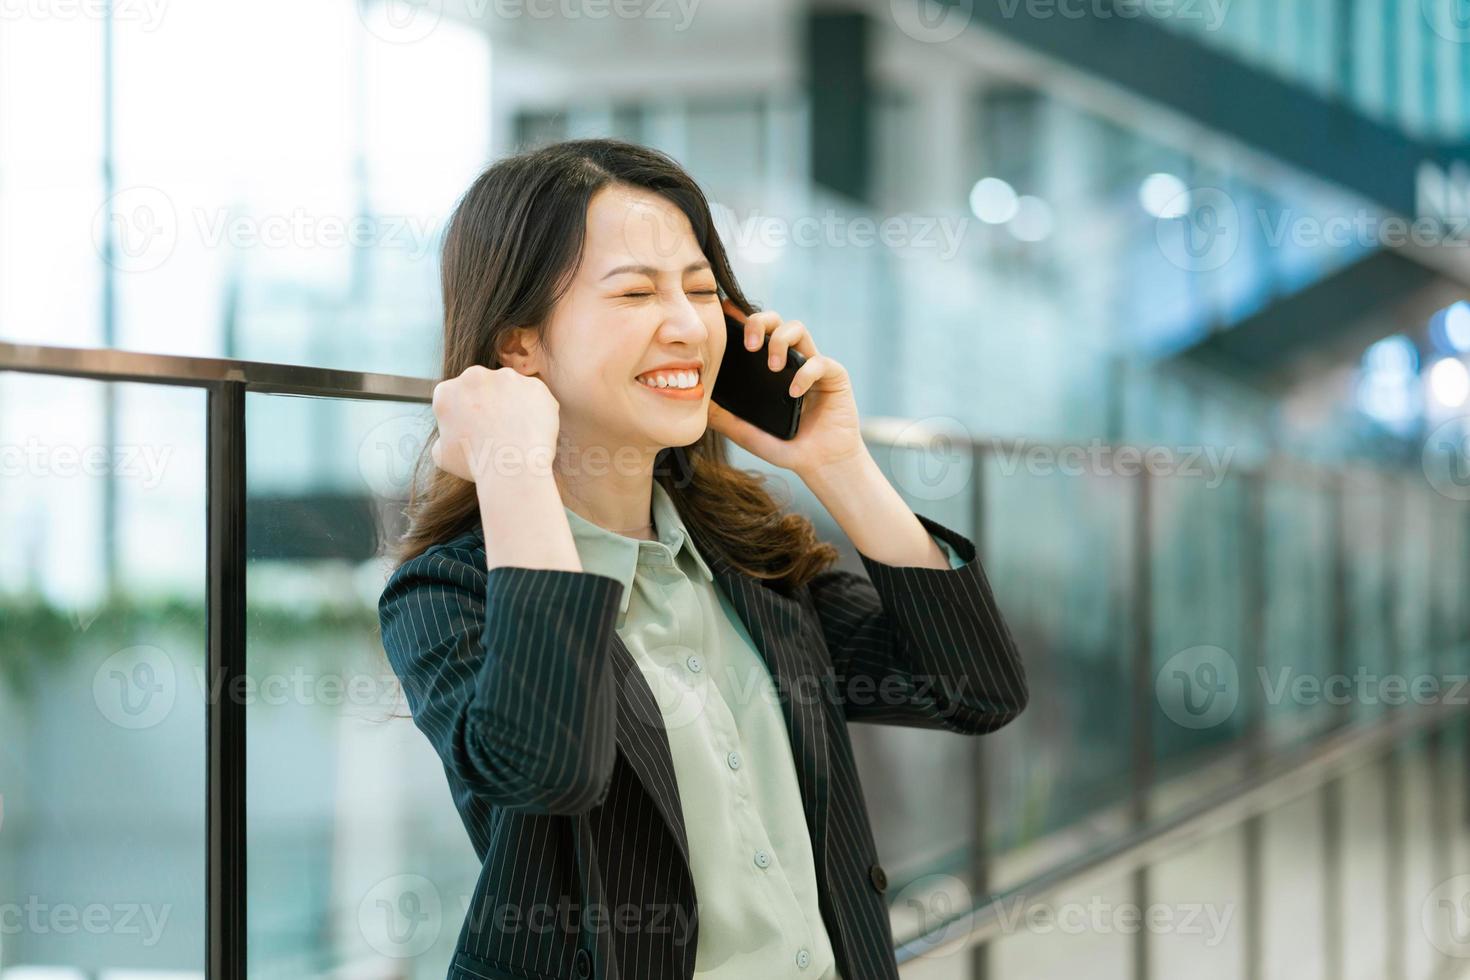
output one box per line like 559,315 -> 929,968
600,260 -> 712,281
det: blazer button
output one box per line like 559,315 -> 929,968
869,862 -> 887,893
574,947 -> 593,978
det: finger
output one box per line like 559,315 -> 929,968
743,310 -> 780,352
767,320 -> 808,371
786,354 -> 828,397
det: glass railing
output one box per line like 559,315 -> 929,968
3,341 -> 1465,978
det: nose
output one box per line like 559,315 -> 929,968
657,294 -> 711,346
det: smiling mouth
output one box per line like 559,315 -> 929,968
634,370 -> 704,400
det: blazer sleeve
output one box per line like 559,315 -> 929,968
377,543 -> 625,815
804,512 -> 1028,734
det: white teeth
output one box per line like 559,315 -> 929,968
637,370 -> 699,389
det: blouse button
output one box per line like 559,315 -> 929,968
726,750 -> 741,770
795,948 -> 811,969
685,654 -> 703,673
753,849 -> 771,869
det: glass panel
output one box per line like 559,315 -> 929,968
1260,788 -> 1327,980
0,374 -> 206,973
244,392 -> 477,978
986,875 -> 1133,980
1393,481 -> 1434,697
1341,756 -> 1390,980
843,434 -> 981,887
1343,472 -> 1392,724
981,452 -> 1134,882
1262,476 -> 1334,749
1150,822 -> 1248,979
1402,732 -> 1441,980
1151,471 -> 1250,773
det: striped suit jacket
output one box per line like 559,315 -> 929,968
377,510 -> 1028,980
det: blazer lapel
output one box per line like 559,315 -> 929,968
607,526 -> 836,913
608,631 -> 692,874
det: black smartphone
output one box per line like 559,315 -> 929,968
711,298 -> 805,440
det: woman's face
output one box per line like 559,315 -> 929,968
530,183 -> 727,469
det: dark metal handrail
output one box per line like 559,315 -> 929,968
3,339 -> 1462,980
893,698 -> 1467,962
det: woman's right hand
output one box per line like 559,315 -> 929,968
430,365 -> 561,483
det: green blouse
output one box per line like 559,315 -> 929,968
561,481 -> 964,979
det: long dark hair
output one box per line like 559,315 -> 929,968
387,137 -> 838,592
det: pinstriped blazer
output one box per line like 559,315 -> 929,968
377,510 -> 1028,980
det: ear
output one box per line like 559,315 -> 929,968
495,326 -> 545,377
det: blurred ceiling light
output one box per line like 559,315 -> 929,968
1363,334 -> 1418,375
1139,172 -> 1190,218
1007,195 -> 1054,243
1442,301 -> 1470,352
1355,371 -> 1419,427
969,177 -> 1019,224
1429,357 -> 1470,407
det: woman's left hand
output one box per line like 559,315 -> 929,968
705,301 -> 868,480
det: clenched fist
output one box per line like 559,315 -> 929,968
430,365 -> 561,483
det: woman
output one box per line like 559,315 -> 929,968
377,137 -> 1028,980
